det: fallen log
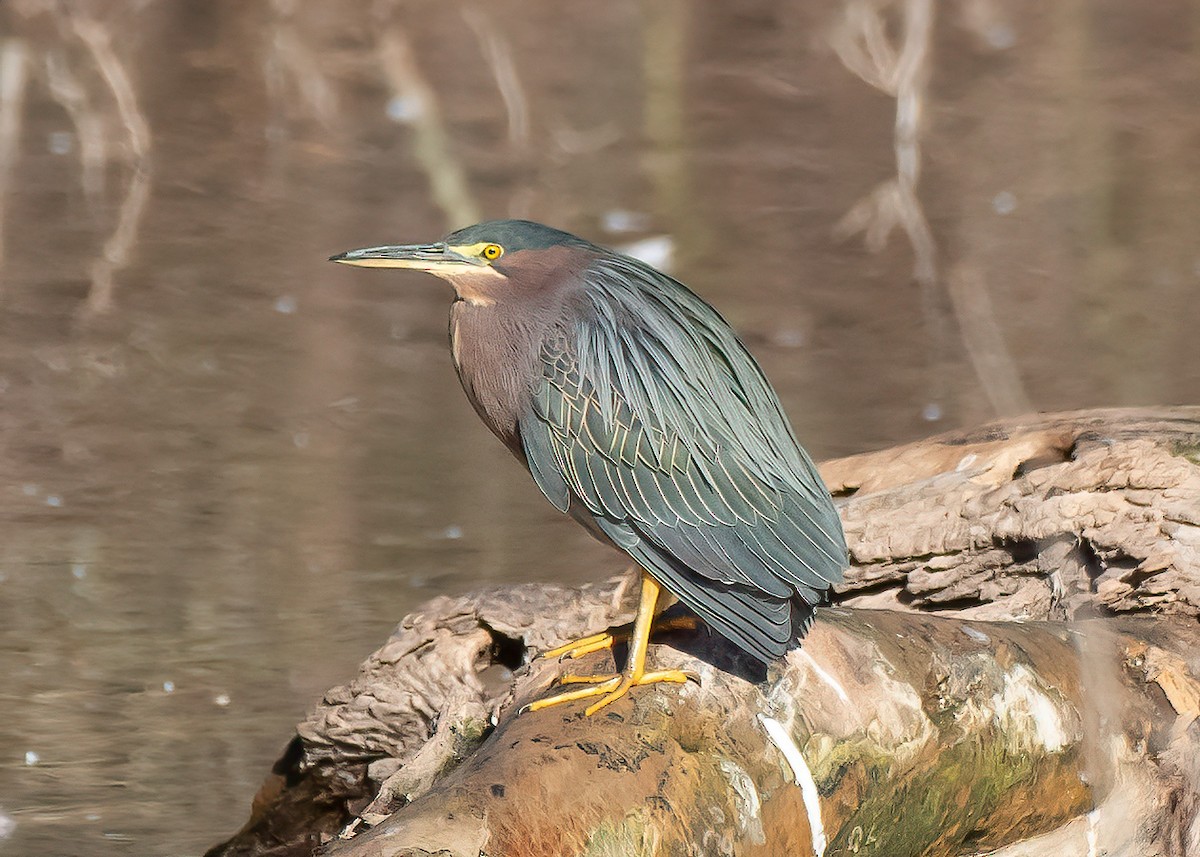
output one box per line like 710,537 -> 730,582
207,408 -> 1200,857
830,407 -> 1200,621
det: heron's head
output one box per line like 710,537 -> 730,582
330,220 -> 595,307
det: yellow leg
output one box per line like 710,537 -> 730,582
525,572 -> 697,716
539,615 -> 699,661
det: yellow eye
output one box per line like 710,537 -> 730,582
481,243 -> 503,261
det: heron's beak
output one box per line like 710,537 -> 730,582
328,242 -> 482,273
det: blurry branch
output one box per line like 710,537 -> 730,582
462,7 -> 529,148
830,0 -> 1030,418
70,15 -> 149,161
266,0 -> 338,134
830,0 -> 932,219
68,11 -> 152,316
947,263 -> 1032,416
44,50 -> 107,198
0,38 -> 29,291
376,24 -> 479,230
830,0 -> 941,403
86,162 -> 150,316
640,0 -> 700,272
0,4 -> 155,313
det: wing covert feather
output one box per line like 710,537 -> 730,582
518,260 -> 847,661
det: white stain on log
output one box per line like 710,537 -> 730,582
962,625 -> 991,643
991,664 -> 1073,752
759,714 -> 826,857
797,649 -> 851,704
718,758 -> 765,845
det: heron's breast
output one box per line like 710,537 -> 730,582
449,303 -> 535,451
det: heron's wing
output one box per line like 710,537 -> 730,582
519,310 -> 845,662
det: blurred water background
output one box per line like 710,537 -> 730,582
0,0 -> 1197,853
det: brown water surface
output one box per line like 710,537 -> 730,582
0,1 -> 1197,853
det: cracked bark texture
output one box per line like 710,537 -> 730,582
829,407 -> 1200,621
206,408 -> 1200,857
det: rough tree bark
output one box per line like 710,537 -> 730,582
827,407 -> 1200,621
206,408 -> 1200,857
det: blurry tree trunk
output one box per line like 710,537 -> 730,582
207,408 -> 1200,857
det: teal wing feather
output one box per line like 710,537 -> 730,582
519,258 -> 847,663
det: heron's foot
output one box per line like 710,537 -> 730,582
524,668 -> 697,716
539,616 -> 700,661
540,631 -> 616,661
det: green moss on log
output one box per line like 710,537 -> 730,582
581,810 -> 658,857
1170,441 -> 1200,466
825,737 -> 1089,856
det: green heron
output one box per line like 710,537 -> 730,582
331,220 -> 846,715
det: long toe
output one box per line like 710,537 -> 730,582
581,669 -> 695,716
540,632 -> 616,660
584,676 -> 636,716
558,673 -> 623,684
523,676 -> 621,713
